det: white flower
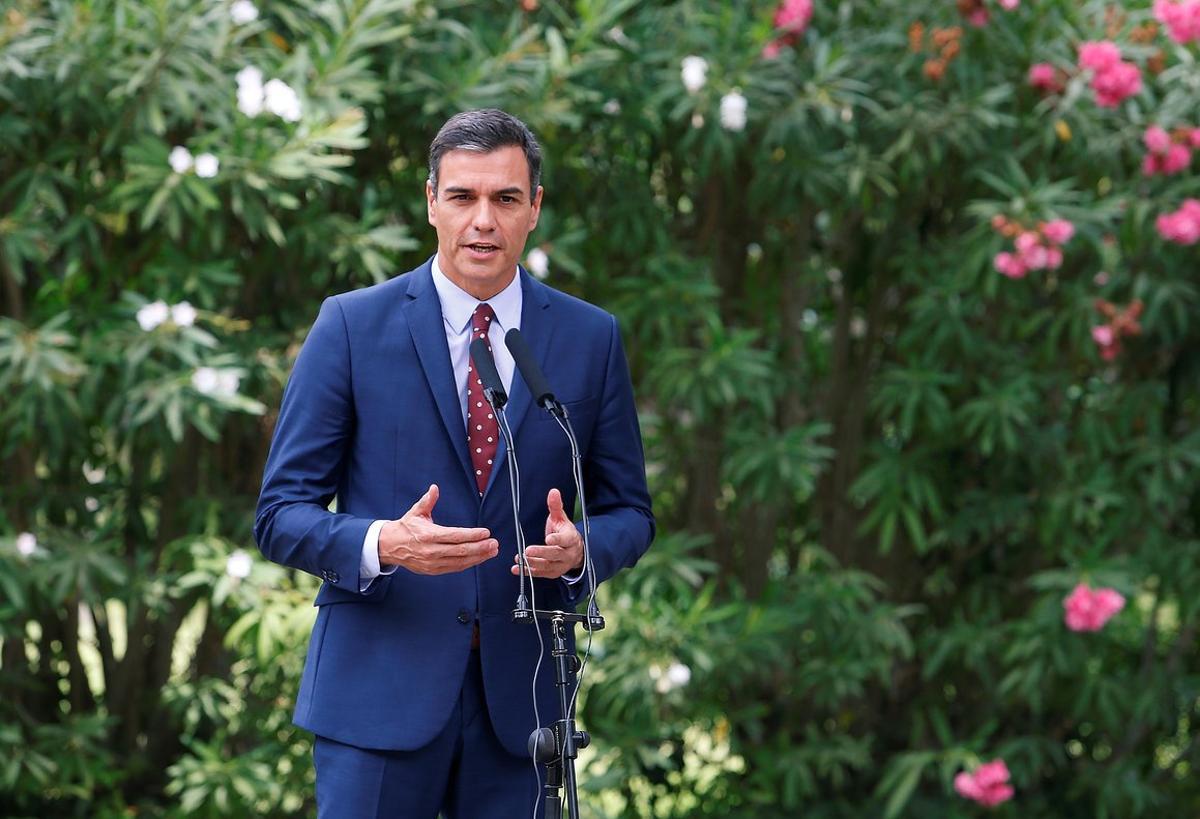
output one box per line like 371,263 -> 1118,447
236,65 -> 263,91
650,661 -> 691,693
263,78 -> 302,122
719,90 -> 747,131
226,549 -> 253,579
666,662 -> 691,688
194,367 -> 240,398
526,247 -> 550,280
603,99 -> 621,115
82,462 -> 106,484
137,300 -> 170,331
85,497 -> 99,512
691,113 -> 705,129
230,0 -> 259,24
168,146 -> 193,174
192,366 -> 220,395
681,56 -> 708,94
193,153 -> 219,179
171,301 -> 197,327
237,84 -> 264,117
236,66 -> 265,116
217,370 -> 240,397
16,532 -> 37,557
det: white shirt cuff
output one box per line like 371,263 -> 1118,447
359,519 -> 395,593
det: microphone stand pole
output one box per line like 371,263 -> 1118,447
527,609 -> 596,819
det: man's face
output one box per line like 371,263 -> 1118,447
427,146 -> 543,299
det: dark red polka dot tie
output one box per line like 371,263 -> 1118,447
467,303 -> 500,495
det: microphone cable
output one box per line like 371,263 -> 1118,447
552,411 -> 599,728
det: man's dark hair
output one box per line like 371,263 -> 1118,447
428,109 -> 542,198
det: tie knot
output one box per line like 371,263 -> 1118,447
471,303 -> 496,337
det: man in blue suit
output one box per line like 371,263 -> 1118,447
254,109 -> 654,817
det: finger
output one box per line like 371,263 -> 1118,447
546,488 -> 569,524
441,538 -> 498,558
425,523 -> 492,544
407,484 -> 439,518
422,540 -> 499,573
545,529 -> 580,548
521,545 -> 566,562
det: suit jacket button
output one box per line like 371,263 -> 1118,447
457,609 -> 470,624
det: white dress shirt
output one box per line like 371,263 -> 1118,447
358,256 -> 522,590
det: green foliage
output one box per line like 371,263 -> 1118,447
3,0 -> 1200,816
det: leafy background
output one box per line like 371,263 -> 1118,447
2,0 -> 1199,816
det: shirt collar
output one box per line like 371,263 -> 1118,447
431,254 -> 523,334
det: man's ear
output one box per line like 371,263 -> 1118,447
528,185 -> 544,231
426,179 -> 437,226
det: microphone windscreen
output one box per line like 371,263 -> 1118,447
470,338 -> 507,404
505,329 -> 555,407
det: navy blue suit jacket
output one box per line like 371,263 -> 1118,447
254,259 -> 654,755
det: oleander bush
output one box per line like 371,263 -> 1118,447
2,0 -> 1199,816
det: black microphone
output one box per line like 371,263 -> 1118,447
469,338 -> 507,409
504,329 -> 561,415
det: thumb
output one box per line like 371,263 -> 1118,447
546,488 -> 570,528
408,484 -> 439,518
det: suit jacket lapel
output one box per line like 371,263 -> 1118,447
403,261 -> 476,492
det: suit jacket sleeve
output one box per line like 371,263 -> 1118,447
254,297 -> 373,592
563,314 -> 655,604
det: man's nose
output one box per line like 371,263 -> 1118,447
471,200 -> 496,231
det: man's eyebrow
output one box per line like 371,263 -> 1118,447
441,186 -> 527,199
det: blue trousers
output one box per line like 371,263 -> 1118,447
313,650 -> 543,819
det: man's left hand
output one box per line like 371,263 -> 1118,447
512,488 -> 583,579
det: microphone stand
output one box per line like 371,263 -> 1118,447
519,401 -> 604,819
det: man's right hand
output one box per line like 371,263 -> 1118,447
378,484 -> 498,575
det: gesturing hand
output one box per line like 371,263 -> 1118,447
511,488 -> 584,580
379,484 -> 498,575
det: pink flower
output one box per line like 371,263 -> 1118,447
1041,219 -> 1074,245
1162,143 -> 1193,174
998,0 -> 1020,9
993,252 -> 1027,279
1063,583 -> 1126,631
1090,61 -> 1142,107
1028,62 -> 1057,90
1014,231 -> 1040,254
1021,243 -> 1049,270
955,759 -> 1015,807
1143,153 -> 1161,176
1190,128 -> 1200,148
1078,40 -> 1122,72
1091,325 -> 1115,347
773,0 -> 813,34
763,0 -> 812,59
1045,246 -> 1063,269
1154,0 -> 1200,44
967,7 -> 990,26
1156,199 -> 1200,244
1143,125 -> 1172,154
